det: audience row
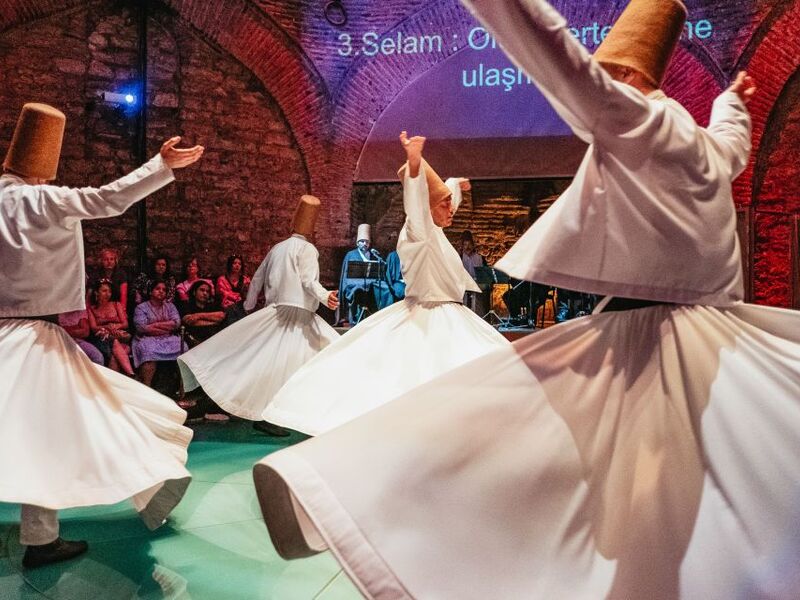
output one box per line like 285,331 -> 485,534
60,248 -> 252,390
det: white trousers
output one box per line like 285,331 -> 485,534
20,505 -> 59,546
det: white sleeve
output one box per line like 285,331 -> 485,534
461,0 -> 654,144
707,90 -> 752,179
41,154 -> 174,225
244,254 -> 269,311
401,160 -> 435,241
298,245 -> 330,305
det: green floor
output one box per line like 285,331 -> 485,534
0,422 -> 362,599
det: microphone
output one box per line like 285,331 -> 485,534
370,249 -> 382,258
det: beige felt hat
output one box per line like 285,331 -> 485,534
594,0 -> 687,88
3,102 -> 66,180
397,158 -> 451,207
292,195 -> 321,237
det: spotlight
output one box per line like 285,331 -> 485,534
98,91 -> 138,107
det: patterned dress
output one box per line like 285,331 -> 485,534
132,300 -> 185,367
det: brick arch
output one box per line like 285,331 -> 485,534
328,0 -> 724,192
662,46 -> 723,127
162,0 -> 330,186
734,0 -> 800,306
753,65 -> 800,212
730,0 -> 800,206
1,0 -> 343,241
0,0 -> 83,32
0,0 -> 331,188
329,0 -> 737,150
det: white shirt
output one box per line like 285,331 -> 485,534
398,165 -> 480,303
0,155 -> 174,317
465,0 -> 751,306
244,234 -> 330,312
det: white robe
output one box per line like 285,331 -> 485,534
259,167 -> 507,436
177,235 -> 339,420
0,155 -> 176,317
0,155 -> 192,527
251,1 -> 800,598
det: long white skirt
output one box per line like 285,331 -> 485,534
0,319 -> 192,529
254,303 -> 800,599
178,304 -> 340,421
261,299 -> 509,436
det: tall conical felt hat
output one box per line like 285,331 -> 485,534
292,195 -> 321,237
593,0 -> 687,88
356,223 -> 371,241
397,159 -> 451,207
3,103 -> 66,180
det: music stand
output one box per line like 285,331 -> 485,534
346,260 -> 381,324
474,266 -> 510,285
477,266 -> 512,326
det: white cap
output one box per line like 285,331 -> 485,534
357,223 -> 371,242
445,178 -> 464,212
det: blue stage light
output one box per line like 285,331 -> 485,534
98,91 -> 139,109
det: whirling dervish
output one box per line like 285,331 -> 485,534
251,1 -> 800,598
0,102 -> 202,569
178,195 -> 340,434
259,132 -> 509,436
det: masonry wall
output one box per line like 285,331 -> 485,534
4,0 -> 800,301
0,2 -> 309,281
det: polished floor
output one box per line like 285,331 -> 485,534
0,422 -> 362,599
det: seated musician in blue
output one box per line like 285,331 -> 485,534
338,224 -> 389,324
385,250 -> 405,302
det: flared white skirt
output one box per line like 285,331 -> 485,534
0,319 -> 192,529
254,303 -> 800,599
178,304 -> 340,421
262,299 -> 509,436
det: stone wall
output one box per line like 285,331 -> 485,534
0,1 -> 309,282
4,0 -> 800,300
351,179 -> 568,267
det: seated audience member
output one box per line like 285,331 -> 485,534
133,281 -> 185,388
58,310 -> 104,365
175,256 -> 214,305
216,254 -> 250,323
87,279 -> 135,376
88,247 -> 129,312
181,280 -> 226,346
179,280 -> 230,422
216,254 -> 250,309
134,254 -> 177,305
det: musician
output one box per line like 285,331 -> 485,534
337,223 -> 392,323
385,250 -> 405,302
458,229 -> 488,316
459,230 -> 484,278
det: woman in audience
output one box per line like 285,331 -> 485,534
58,310 -> 104,365
87,279 -> 134,376
175,257 -> 214,305
133,281 -> 184,387
89,247 -> 129,312
216,255 -> 250,309
180,280 -> 230,422
181,280 -> 226,346
134,254 -> 176,305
